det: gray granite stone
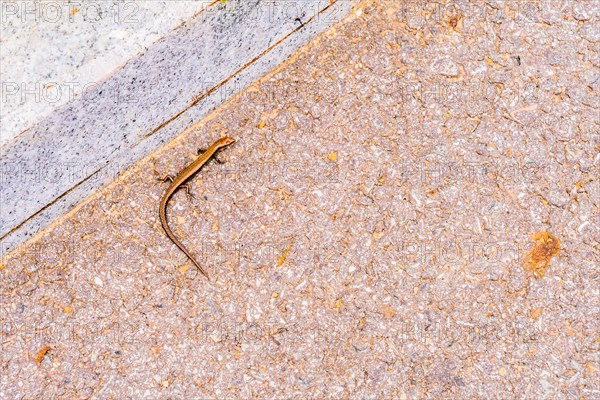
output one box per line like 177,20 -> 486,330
1,1 -> 207,145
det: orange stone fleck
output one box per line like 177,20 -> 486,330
523,231 -> 560,279
384,306 -> 395,319
35,346 -> 51,366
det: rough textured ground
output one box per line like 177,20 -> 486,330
1,1 -> 599,399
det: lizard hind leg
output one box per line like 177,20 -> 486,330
181,184 -> 193,199
159,174 -> 193,199
159,174 -> 175,183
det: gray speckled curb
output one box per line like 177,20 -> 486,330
1,1 -> 208,145
0,0 -> 358,254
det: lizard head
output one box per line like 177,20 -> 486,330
218,136 -> 236,147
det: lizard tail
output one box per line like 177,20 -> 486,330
159,198 -> 210,279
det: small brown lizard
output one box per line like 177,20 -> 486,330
159,136 -> 236,279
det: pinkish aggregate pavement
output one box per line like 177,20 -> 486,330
1,1 -> 599,399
